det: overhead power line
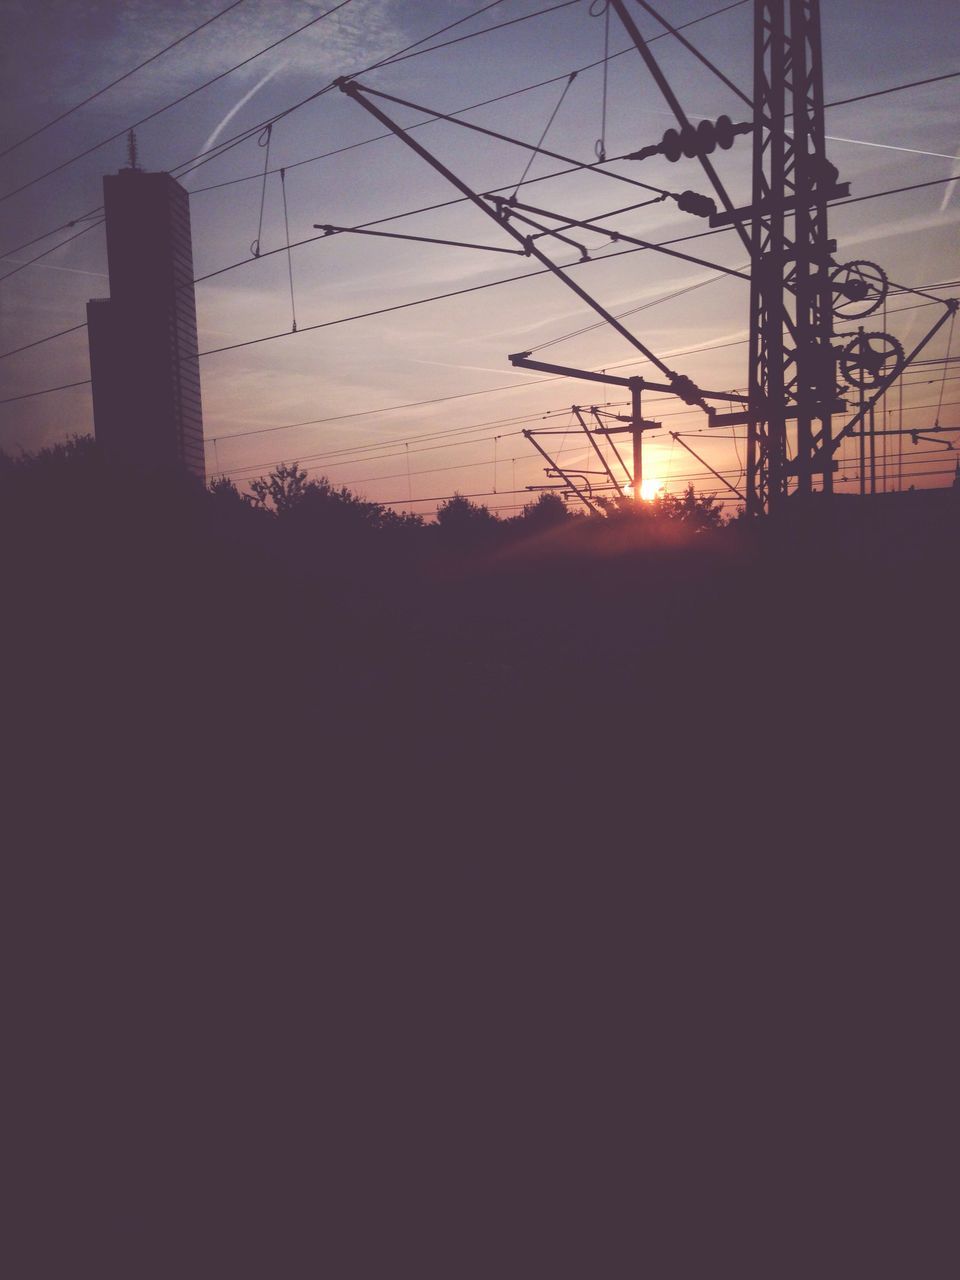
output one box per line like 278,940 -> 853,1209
370,0 -> 581,71
166,0 -> 593,186
4,9 -> 943,262
0,0 -> 587,207
3,172 -> 957,369
0,0 -> 249,160
0,219 -> 105,284
186,0 -> 753,197
631,0 -> 752,108
7,171 -> 960,384
0,0 -> 531,261
0,0 -> 357,205
824,69 -> 960,111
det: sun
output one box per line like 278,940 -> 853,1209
639,477 -> 665,502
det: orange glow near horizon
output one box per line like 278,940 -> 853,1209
640,477 -> 665,502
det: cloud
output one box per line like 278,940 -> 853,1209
5,1 -> 408,116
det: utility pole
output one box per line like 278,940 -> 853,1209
631,380 -> 644,502
595,380 -> 660,503
738,0 -> 848,513
608,0 -> 845,514
334,5 -> 956,516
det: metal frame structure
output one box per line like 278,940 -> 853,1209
328,2 -> 957,517
522,395 -> 664,513
744,0 -> 846,511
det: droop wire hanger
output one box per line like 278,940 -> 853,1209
591,0 -> 611,162
251,124 -> 273,257
280,167 -> 298,332
510,72 -> 578,200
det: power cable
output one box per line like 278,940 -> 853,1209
184,60 -> 957,200
211,383 -> 558,445
3,219 -> 742,364
824,70 -> 960,111
1,214 -> 105,263
8,41 -> 950,265
511,73 -> 579,198
221,402 -> 960,491
1,0 -> 578,208
185,0 -> 754,197
168,3 -> 583,188
4,160 -> 957,395
0,220 -> 104,284
0,1 -> 356,205
529,265 -> 742,353
631,0 -> 752,109
192,237 -> 734,361
0,0 -> 249,160
215,399 -> 599,464
360,0 -> 511,73
191,172 -> 960,302
350,82 -> 673,198
368,0 -> 580,72
0,322 -> 89,360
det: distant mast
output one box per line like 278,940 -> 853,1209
125,129 -> 139,172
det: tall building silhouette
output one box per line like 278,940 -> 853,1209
87,155 -> 205,481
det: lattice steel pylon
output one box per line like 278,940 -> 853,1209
745,0 -> 847,514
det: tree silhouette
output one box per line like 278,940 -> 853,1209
513,491 -> 573,531
435,488 -> 496,540
247,461 -> 310,514
601,484 -> 725,531
658,484 -> 724,530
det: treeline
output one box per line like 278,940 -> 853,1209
212,454 -> 728,550
0,435 -> 730,579
3,430 -> 957,852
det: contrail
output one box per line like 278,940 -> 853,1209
939,144 -> 960,212
200,62 -> 288,158
825,134 -> 958,161
0,258 -> 107,278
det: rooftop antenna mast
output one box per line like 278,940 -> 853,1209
125,128 -> 140,171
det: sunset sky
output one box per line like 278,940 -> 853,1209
2,0 -> 958,514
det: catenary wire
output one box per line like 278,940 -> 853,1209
0,1 -> 356,204
0,0 -> 583,207
0,220 -> 105,284
5,35 -> 951,263
10,168 -> 955,360
0,0 -> 249,160
3,144 -> 958,389
1,0 -> 751,260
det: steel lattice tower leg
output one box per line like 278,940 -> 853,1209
747,0 -> 839,515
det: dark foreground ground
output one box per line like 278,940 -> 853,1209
3,459 -> 958,1277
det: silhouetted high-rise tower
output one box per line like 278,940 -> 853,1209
87,153 -> 205,481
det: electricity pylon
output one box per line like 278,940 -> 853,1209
742,0 -> 847,513
329,1 -> 956,516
